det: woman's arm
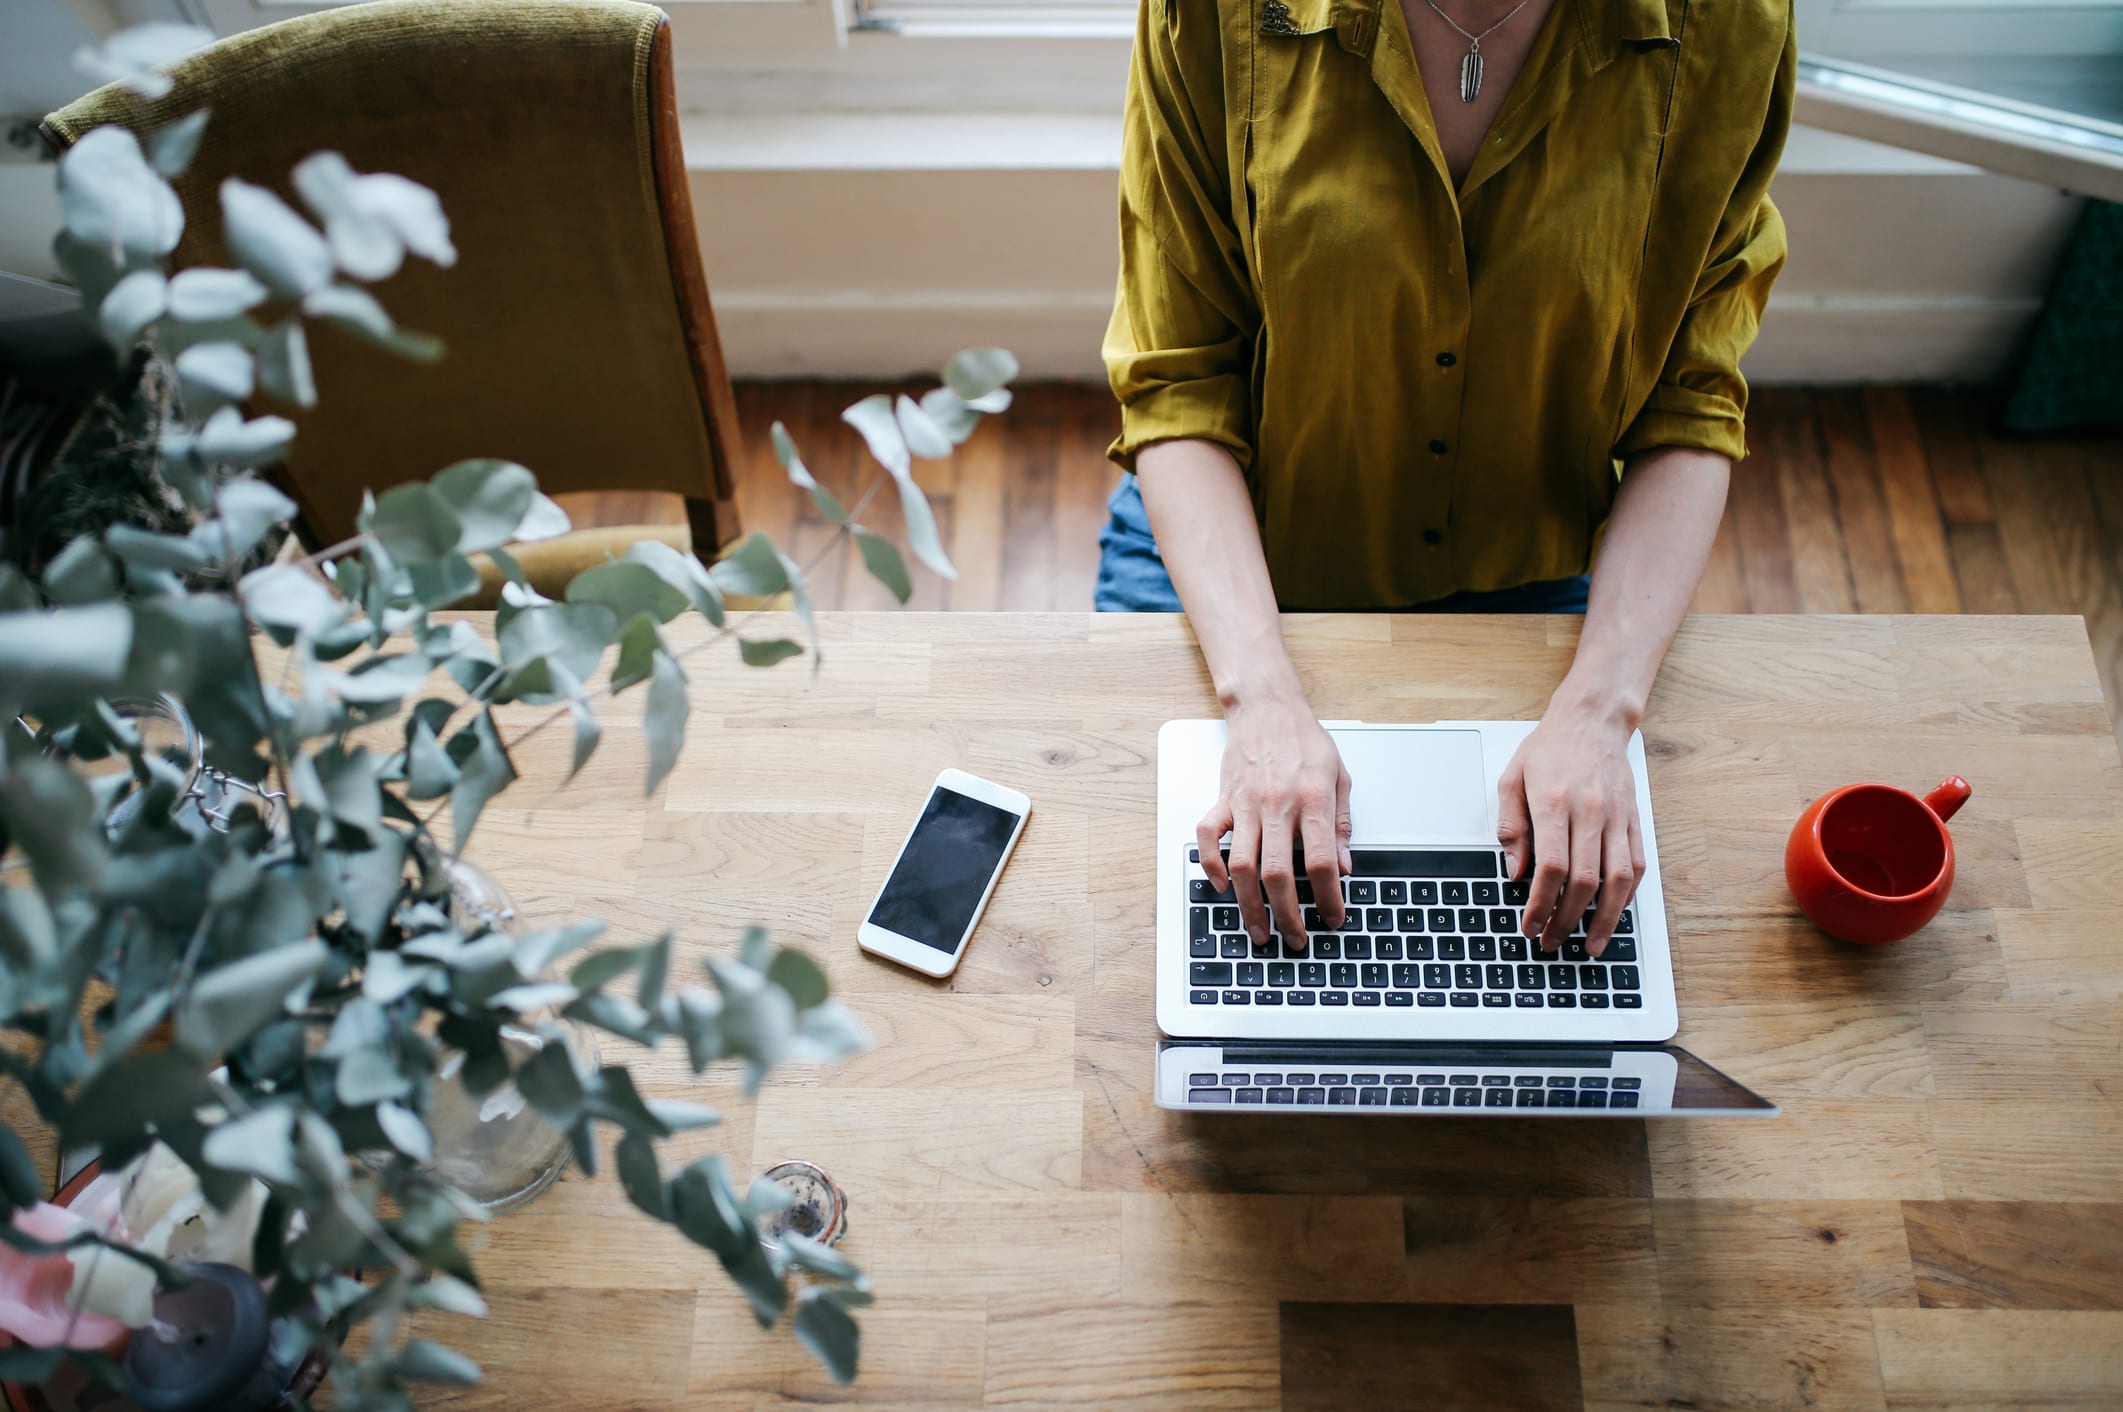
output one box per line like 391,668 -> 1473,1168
1496,445 -> 1731,956
1136,439 -> 1352,952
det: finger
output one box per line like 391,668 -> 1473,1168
1298,798 -> 1340,951
1227,810 -> 1269,942
1197,803 -> 1234,892
1336,764 -> 1355,877
1495,760 -> 1532,882
1542,806 -> 1604,953
1586,820 -> 1637,958
1259,814 -> 1304,949
1522,792 -> 1569,948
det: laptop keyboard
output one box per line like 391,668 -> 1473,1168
1182,1067 -> 1643,1109
1185,848 -> 1641,1011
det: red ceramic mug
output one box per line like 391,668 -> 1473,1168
1784,776 -> 1971,944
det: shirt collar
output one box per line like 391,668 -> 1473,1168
1579,0 -> 1682,53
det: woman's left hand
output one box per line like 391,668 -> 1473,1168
1494,695 -> 1646,958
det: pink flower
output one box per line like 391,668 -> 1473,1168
0,1204 -> 130,1352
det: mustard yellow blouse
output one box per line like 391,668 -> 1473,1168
1103,0 -> 1794,609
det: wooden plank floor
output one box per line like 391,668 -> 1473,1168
561,382 -> 2123,758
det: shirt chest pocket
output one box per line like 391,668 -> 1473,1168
1250,0 -> 1379,121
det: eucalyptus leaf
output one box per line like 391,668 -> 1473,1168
894,394 -> 953,459
222,179 -> 333,299
254,318 -> 317,409
644,1099 -> 721,1132
238,564 -> 343,635
200,1104 -> 299,1184
97,268 -> 167,346
336,1045 -> 411,1105
794,1287 -> 863,1384
841,394 -> 909,477
361,950 -> 435,1004
568,946 -> 640,993
943,346 -> 1020,401
635,931 -> 672,1012
406,1274 -> 486,1317
781,1231 -> 860,1282
106,524 -> 211,574
567,561 -> 688,626
58,127 -> 183,262
0,603 -> 132,707
376,1101 -> 433,1162
513,1039 -> 584,1125
765,948 -> 829,1012
890,469 -> 955,581
918,385 -> 979,444
497,603 -> 616,683
616,1131 -> 666,1219
59,1053 -> 211,1150
738,638 -> 802,669
852,528 -> 912,604
167,267 -> 269,322
367,483 -> 463,567
72,24 -> 212,99
705,532 -> 787,600
147,110 -> 211,178
0,756 -> 108,892
567,697 -> 601,781
192,406 -> 295,469
0,1127 -> 44,1214
447,709 -> 515,847
608,612 -> 661,694
643,650 -> 689,797
405,717 -> 459,800
514,920 -> 603,977
389,1339 -> 481,1387
43,537 -> 120,605
174,341 -> 255,409
431,460 -> 537,553
513,493 -> 571,542
294,152 -> 457,281
771,420 -> 846,523
333,653 -> 432,704
302,284 -> 443,361
175,938 -> 329,1058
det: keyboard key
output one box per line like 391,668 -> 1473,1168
1303,906 -> 1328,932
1449,992 -> 1478,1007
1409,937 -> 1434,959
1547,994 -> 1577,1008
1237,962 -> 1264,986
1269,962 -> 1296,987
1366,907 -> 1393,932
1470,937 -> 1496,960
1328,1087 -> 1357,1105
1361,963 -> 1388,987
1548,964 -> 1577,989
1222,936 -> 1248,958
1253,936 -> 1278,958
1490,908 -> 1518,933
1189,1087 -> 1232,1103
1223,990 -> 1250,1004
1439,937 -> 1466,960
1397,908 -> 1424,932
1577,1091 -> 1609,1108
1446,1076 -> 1478,1089
1391,964 -> 1420,987
1473,881 -> 1499,904
1359,1088 -> 1388,1106
1610,1091 -> 1639,1108
1443,882 -> 1470,905
1562,939 -> 1590,961
1190,878 -> 1235,902
1190,962 -> 1233,986
1411,881 -> 1439,904
1385,991 -> 1413,1006
1191,907 -> 1211,940
1582,994 -> 1611,1008
1385,1073 -> 1414,1085
1189,1072 -> 1217,1085
1268,1087 -> 1296,1103
1318,1073 -> 1348,1084
1515,1087 -> 1546,1107
1421,1087 -> 1451,1106
1190,989 -> 1217,1005
1615,993 -> 1643,1009
1481,1075 -> 1511,1087
1613,1077 -> 1642,1090
1313,937 -> 1342,959
1546,1090 -> 1576,1108
1376,937 -> 1403,960
1517,964 -> 1546,989
1289,988 -> 1318,1004
1391,1087 -> 1419,1105
1615,911 -> 1634,934
1347,880 -> 1376,904
1381,881 -> 1407,904
1255,991 -> 1283,1005
1486,963 -> 1513,989
1235,1088 -> 1263,1103
1428,908 -> 1455,932
1458,908 -> 1485,932
1612,966 -> 1641,991
1504,878 -> 1529,904
1220,1073 -> 1250,1086
1513,993 -> 1543,1007
1351,849 -> 1496,878
1424,963 -> 1450,988
1345,937 -> 1373,960
1296,879 -> 1314,904
1191,937 -> 1215,957
1578,1076 -> 1608,1088
1452,1087 -> 1482,1107
1297,1087 -> 1326,1104
1484,1087 -> 1513,1107
1482,992 -> 1509,1007
1417,992 -> 1445,1007
1582,966 -> 1609,990
1212,905 -> 1239,931
1321,992 -> 1349,1006
1455,963 -> 1482,988
1330,963 -> 1358,987
1501,938 -> 1528,960
1299,962 -> 1327,987
1353,991 -> 1382,1006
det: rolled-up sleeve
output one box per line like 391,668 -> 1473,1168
1615,14 -> 1794,463
1103,0 -> 1259,473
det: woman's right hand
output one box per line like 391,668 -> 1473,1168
1196,685 -> 1354,953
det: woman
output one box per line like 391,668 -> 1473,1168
1099,0 -> 1792,956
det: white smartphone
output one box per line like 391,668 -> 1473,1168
857,768 -> 1030,978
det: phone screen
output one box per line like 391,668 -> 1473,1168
868,787 -> 1022,952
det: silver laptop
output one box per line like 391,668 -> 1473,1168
1153,720 -> 1775,1117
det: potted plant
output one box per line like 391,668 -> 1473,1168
0,25 -> 1014,1409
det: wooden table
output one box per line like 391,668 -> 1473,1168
446,611 -> 2123,1410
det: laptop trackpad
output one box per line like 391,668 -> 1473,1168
1331,728 -> 1490,841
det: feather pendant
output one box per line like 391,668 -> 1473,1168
1460,50 -> 1483,102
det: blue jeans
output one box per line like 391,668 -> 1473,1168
1093,476 -> 1591,614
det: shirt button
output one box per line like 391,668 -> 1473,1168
1422,529 -> 1443,546
1428,439 -> 1448,455
1435,352 -> 1457,367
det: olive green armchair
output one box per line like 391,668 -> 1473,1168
41,0 -> 743,597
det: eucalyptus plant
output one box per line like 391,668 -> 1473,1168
0,26 -> 1016,1408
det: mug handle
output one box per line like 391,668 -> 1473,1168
1924,775 -> 1972,823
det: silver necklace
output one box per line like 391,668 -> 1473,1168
1423,0 -> 1535,102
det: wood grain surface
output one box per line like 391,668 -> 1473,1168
410,610 -> 2123,1409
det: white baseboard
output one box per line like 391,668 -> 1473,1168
715,289 -> 2046,385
